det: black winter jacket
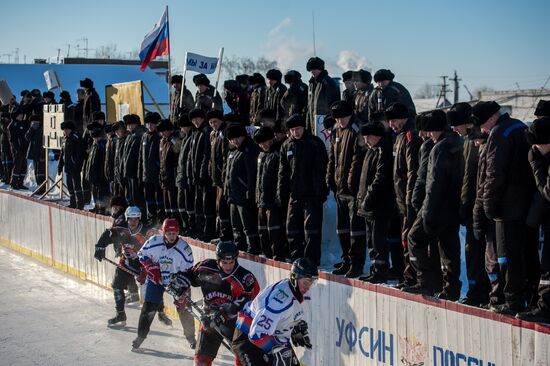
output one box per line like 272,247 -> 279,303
306,70 -> 341,131
256,140 -> 282,209
188,123 -> 213,186
224,137 -> 258,207
138,130 -> 161,183
411,138 -> 435,213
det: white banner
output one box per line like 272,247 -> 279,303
43,70 -> 61,90
186,52 -> 218,74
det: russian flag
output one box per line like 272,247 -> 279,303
139,8 -> 169,71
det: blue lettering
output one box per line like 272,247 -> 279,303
335,317 -> 345,347
434,346 -> 445,366
210,62 -> 217,70
345,321 -> 357,351
371,328 -> 381,361
445,350 -> 456,366
187,59 -> 197,67
358,326 -> 370,357
385,333 -> 394,366
457,353 -> 467,366
467,356 -> 479,366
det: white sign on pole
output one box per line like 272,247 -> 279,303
185,52 -> 218,74
0,80 -> 13,105
43,70 -> 61,90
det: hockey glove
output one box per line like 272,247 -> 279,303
167,272 -> 191,298
291,320 -> 312,349
94,247 -> 105,261
212,302 -> 239,326
271,345 -> 300,366
142,259 -> 161,284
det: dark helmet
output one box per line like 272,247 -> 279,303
216,241 -> 239,261
290,257 -> 318,286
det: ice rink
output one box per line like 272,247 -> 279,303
0,246 -> 233,366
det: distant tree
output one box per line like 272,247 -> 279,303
95,44 -> 122,59
414,83 -> 439,99
222,55 -> 278,79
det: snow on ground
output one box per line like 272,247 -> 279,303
0,246 -> 233,366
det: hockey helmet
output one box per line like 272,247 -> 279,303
162,218 -> 180,233
290,257 -> 318,286
124,206 -> 141,220
216,241 -> 239,261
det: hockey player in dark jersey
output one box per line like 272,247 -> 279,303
170,241 -> 260,366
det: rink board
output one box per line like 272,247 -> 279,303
0,191 -> 549,366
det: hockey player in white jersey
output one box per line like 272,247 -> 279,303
132,218 -> 196,351
232,257 -> 318,366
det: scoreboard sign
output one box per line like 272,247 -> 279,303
43,104 -> 65,150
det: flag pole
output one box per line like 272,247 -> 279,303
166,5 -> 172,117
212,47 -> 224,109
179,52 -> 188,109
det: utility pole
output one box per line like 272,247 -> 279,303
312,11 -> 317,57
450,70 -> 461,104
14,48 -> 19,64
463,84 -> 474,100
65,44 -> 71,58
436,75 -> 450,109
57,48 -> 61,64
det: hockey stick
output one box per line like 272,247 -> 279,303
103,257 -> 141,277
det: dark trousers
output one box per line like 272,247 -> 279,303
525,226 -> 542,307
286,198 -> 323,265
113,181 -> 125,198
66,171 -> 84,209
10,148 -> 27,187
32,157 -> 46,192
195,184 -> 216,238
216,186 -> 232,240
537,225 -> 550,312
258,206 -> 287,260
91,182 -> 110,214
163,187 -> 180,226
495,220 -> 527,309
484,221 -> 505,305
387,213 -> 405,275
1,151 -> 13,183
408,217 -> 462,297
144,181 -> 165,224
177,186 -> 196,234
366,217 -> 389,275
230,202 -> 261,254
401,213 -> 417,285
336,195 -> 366,267
127,177 -> 145,213
465,219 -> 490,302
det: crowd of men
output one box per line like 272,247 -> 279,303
1,56 -> 549,324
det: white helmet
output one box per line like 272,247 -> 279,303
124,206 -> 141,220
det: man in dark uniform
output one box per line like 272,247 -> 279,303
472,101 -> 534,315
8,109 -> 30,189
265,69 -> 288,122
193,74 -> 223,112
386,103 -> 421,287
305,57 -> 341,133
104,123 -> 117,197
25,114 -> 45,193
122,114 -> 146,213
353,69 -> 374,123
84,128 -> 109,214
448,103 -> 490,306
0,112 -> 13,184
224,124 -> 261,254
139,112 -> 164,225
341,70 -> 355,104
58,121 -> 85,209
249,73 -> 267,126
170,74 -> 195,123
176,114 -> 196,235
158,119 -> 182,225
281,70 -> 308,120
278,114 -> 328,265
80,78 -> 101,124
188,108 -> 217,240
113,121 -> 128,198
368,69 -> 416,121
170,241 -> 260,365
404,110 -> 464,299
326,101 -> 366,278
207,110 -> 232,241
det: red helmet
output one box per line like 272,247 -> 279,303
162,218 -> 180,233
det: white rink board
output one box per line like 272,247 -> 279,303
1,191 -> 549,366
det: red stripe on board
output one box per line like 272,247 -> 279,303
2,189 -> 549,335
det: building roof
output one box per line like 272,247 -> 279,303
0,64 -> 169,105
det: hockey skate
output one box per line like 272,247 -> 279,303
131,336 -> 145,351
107,311 -> 127,327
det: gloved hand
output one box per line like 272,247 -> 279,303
271,345 -> 299,366
94,247 -> 105,261
212,302 -> 239,326
136,269 -> 146,285
291,320 -> 312,349
142,259 -> 161,284
173,295 -> 188,311
166,272 -> 191,298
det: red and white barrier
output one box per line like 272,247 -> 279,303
0,190 -> 549,366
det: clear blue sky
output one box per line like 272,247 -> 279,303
1,0 -> 548,97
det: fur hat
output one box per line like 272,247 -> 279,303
306,57 -> 325,71
285,114 -> 306,129
384,103 -> 409,120
235,74 -> 249,84
446,102 -> 473,126
415,113 -> 425,131
535,100 -> 550,118
471,101 -> 501,126
60,121 -> 76,130
422,110 -> 447,132
104,124 -> 113,134
284,70 -> 302,84
361,122 -> 386,137
170,75 -> 183,84
224,79 -> 240,94
373,69 -> 395,82
193,74 -> 210,86
79,78 -> 93,88
113,121 -> 126,131
526,117 -> 550,145
342,71 -> 353,82
253,127 -> 275,144
226,124 -> 248,139
110,196 -> 127,208
90,129 -> 103,138
156,119 -> 174,132
189,108 -> 206,120
92,111 -> 105,121
123,114 -> 141,125
206,109 -> 224,122
43,91 -> 54,99
353,69 -> 372,84
266,69 -> 283,81
177,114 -> 193,128
323,116 -> 336,130
249,73 -> 265,86
330,100 -> 354,118
144,112 -> 161,124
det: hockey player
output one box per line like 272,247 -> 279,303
94,206 -> 150,325
133,218 -> 196,350
169,241 -> 260,365
232,257 -> 318,366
